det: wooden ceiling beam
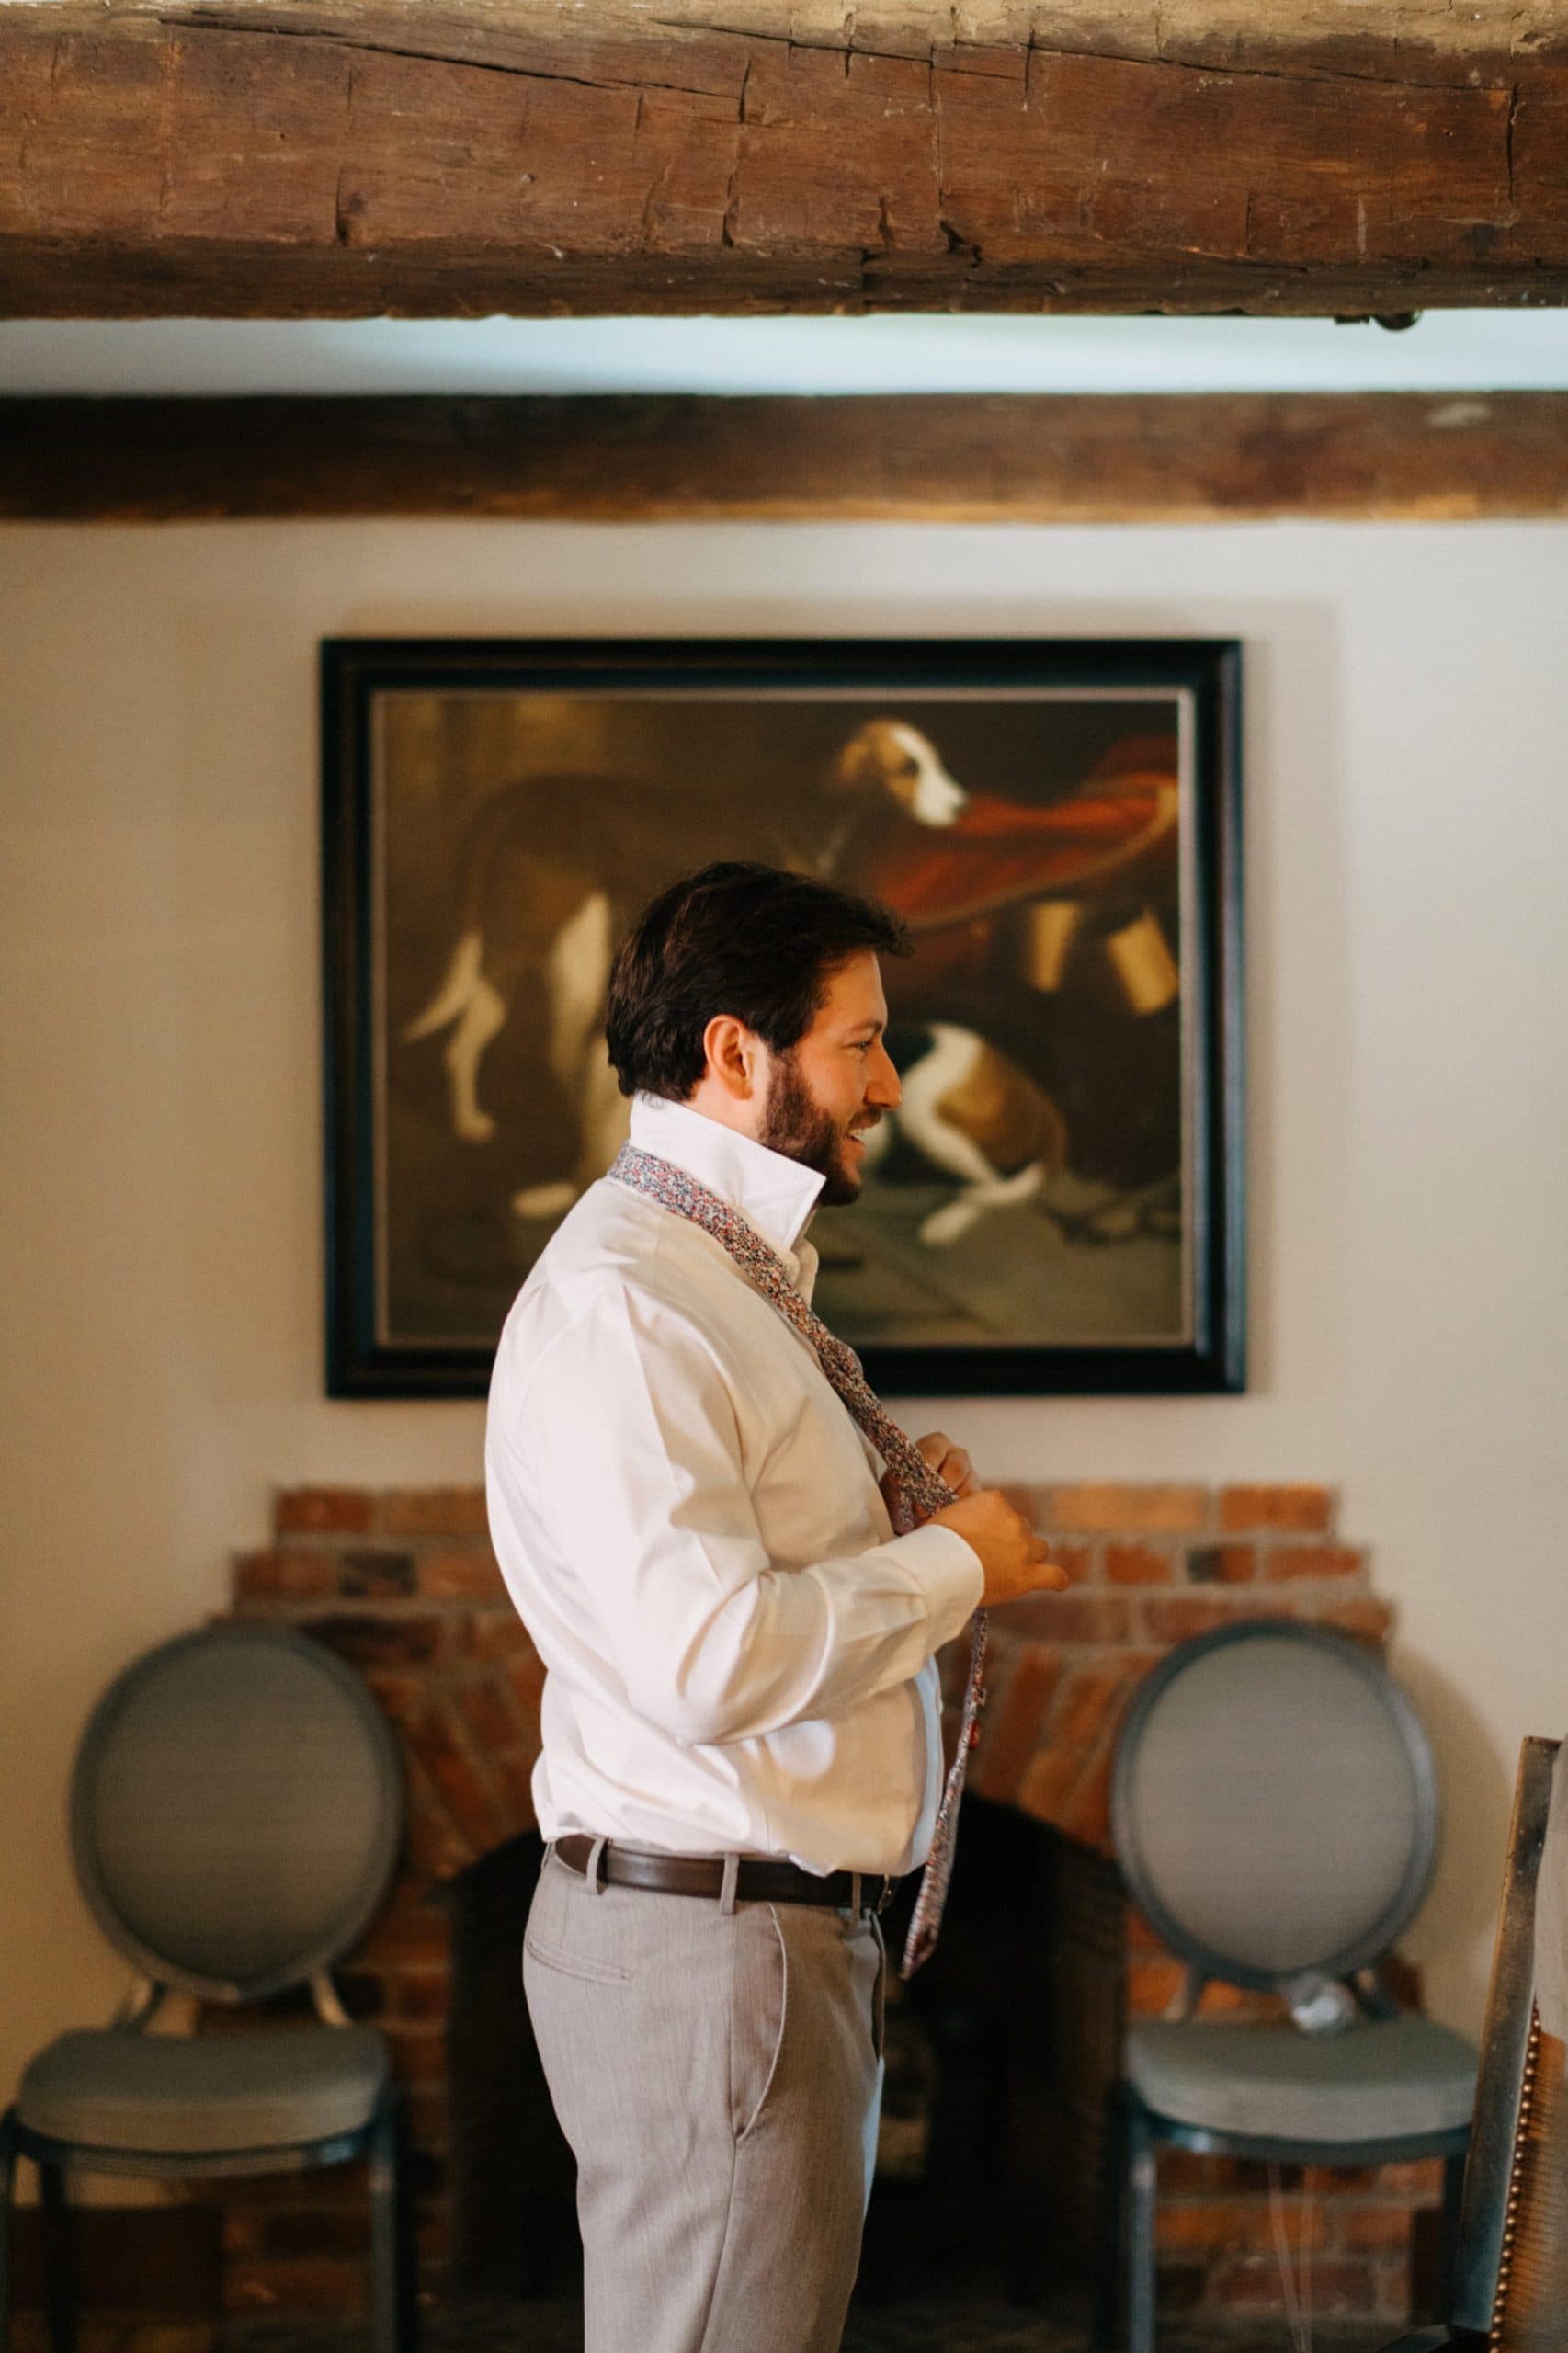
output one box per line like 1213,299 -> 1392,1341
5,393 -> 1565,521
1,5 -> 1566,317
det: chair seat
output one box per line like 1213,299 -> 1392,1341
1127,2016 -> 1476,2145
17,2026 -> 390,2154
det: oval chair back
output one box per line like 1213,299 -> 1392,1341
1111,1619 -> 1439,1990
70,1622 -> 403,2004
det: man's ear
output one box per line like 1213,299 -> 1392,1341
700,1014 -> 761,1101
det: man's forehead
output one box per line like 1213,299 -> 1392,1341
815,951 -> 887,1028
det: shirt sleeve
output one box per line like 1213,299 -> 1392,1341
503,1282 -> 983,1749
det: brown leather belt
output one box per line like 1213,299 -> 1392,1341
554,1834 -> 900,1915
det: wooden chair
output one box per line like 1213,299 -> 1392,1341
1380,1735 -> 1568,2353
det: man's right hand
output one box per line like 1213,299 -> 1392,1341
932,1488 -> 1071,1606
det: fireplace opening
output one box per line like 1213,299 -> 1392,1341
443,1803 -> 1125,2302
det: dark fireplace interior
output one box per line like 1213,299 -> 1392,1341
444,1800 -> 1126,2302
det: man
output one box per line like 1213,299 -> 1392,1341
485,861 -> 1067,2353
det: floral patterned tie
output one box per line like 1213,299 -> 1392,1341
608,1142 -> 987,1978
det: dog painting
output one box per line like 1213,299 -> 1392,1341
324,639 -> 1243,1397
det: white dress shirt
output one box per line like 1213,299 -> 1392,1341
485,1091 -> 985,1876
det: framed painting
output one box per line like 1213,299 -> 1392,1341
322,637 -> 1244,1398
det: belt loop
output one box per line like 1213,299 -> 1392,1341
849,1870 -> 862,1916
585,1835 -> 608,1894
719,1852 -> 740,1916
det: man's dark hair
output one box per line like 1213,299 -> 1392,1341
605,861 -> 909,1102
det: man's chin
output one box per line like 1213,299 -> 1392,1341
819,1154 -> 865,1209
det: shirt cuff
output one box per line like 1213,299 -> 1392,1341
883,1521 -> 986,1650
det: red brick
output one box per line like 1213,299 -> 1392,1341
1008,1589 -> 1132,1644
1367,2159 -> 1444,2197
1196,1981 -> 1286,2021
1220,1483 -> 1335,1535
451,1670 -> 521,1755
417,1703 -> 511,1855
505,1650 -> 548,1718
1157,2197 -> 1327,2254
1127,1957 -> 1186,2016
258,2209 -> 370,2260
1338,2203 -> 1423,2250
349,1894 -> 449,1965
275,1487 -> 374,1537
1265,1543 -> 1366,1581
379,1488 -> 489,1539
406,2086 -> 451,2146
233,1548 -> 337,1602
381,2026 -> 447,2083
461,1608 -> 533,1659
1160,2153 -> 1280,2193
336,1548 -> 418,1599
1048,1483 -> 1210,1533
970,1643 -> 1061,1804
1320,1596 -> 1396,1645
998,1482 -> 1051,1522
360,1669 -> 427,1728
223,2256 -> 366,2315
1185,1544 -> 1257,1585
419,1546 -> 507,1601
302,1612 -> 445,1667
1104,1541 -> 1175,1585
406,1790 -> 474,1881
1125,1905 -> 1167,1954
392,1968 -> 451,2024
495,1748 -> 540,1827
1016,1656 -> 1151,1827
1207,2256 -> 1375,2317
1140,1593 -> 1298,1644
1058,1742 -> 1117,1849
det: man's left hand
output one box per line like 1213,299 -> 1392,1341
882,1431 -> 982,1518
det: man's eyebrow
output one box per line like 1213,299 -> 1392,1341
847,1017 -> 887,1038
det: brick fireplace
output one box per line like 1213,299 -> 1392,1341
212,1480 -> 1444,2327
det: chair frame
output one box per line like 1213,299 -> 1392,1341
1097,1620 -> 1470,2352
0,2085 -> 420,2353
1371,1736 -> 1562,2353
0,1624 -> 421,2352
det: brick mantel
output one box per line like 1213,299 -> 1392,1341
217,1479 -> 1433,2325
235,1478 -> 1388,1880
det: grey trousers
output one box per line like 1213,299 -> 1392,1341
524,1845 -> 887,2353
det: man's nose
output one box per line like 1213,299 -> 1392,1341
869,1043 -> 902,1108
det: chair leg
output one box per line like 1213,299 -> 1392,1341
369,2094 -> 421,2353
38,2159 -> 75,2353
0,2109 -> 18,2353
1126,2102 -> 1157,2353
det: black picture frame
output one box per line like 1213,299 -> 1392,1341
323,636 -> 1244,1399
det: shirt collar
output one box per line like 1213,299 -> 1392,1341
627,1092 -> 824,1266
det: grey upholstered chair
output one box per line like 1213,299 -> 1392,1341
1099,1620 -> 1478,2352
0,1623 -> 417,2352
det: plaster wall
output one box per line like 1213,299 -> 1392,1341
2,517 -> 1564,2121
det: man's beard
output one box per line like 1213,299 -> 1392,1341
759,1051 -> 869,1207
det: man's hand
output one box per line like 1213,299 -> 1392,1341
931,1488 -> 1071,1607
881,1429 -> 982,1521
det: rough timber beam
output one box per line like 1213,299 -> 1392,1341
2,1 -> 1566,317
5,393 -> 1567,520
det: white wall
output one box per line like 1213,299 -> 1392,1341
3,518 -> 1565,2112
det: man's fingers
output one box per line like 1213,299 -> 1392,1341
1027,1537 -> 1071,1591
